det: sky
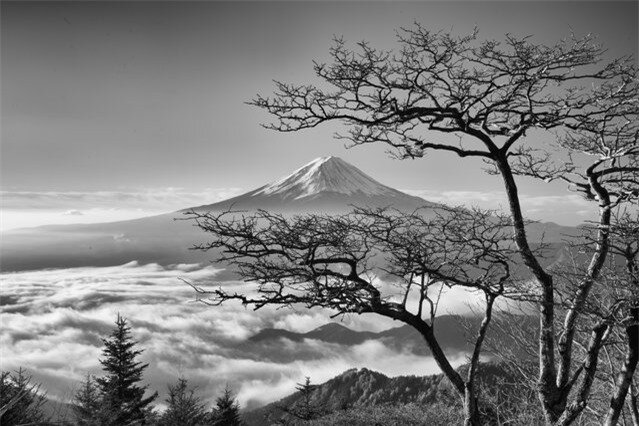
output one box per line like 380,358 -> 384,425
1,1 -> 637,229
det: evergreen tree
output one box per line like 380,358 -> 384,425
73,373 -> 102,425
211,386 -> 241,426
293,377 -> 320,421
0,368 -> 48,426
96,314 -> 158,425
274,377 -> 323,423
160,378 -> 207,426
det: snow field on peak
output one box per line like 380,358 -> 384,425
254,157 -> 397,200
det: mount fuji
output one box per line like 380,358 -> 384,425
188,156 -> 436,214
1,157 -> 438,271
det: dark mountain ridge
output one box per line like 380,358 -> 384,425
231,314 -> 536,366
241,363 -> 522,425
246,315 -> 480,356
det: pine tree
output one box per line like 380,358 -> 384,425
73,373 -> 102,425
211,385 -> 241,426
96,314 -> 158,425
275,377 -> 323,422
0,368 -> 48,426
160,378 -> 207,426
294,377 -> 319,421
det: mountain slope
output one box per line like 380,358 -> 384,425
0,156 -> 575,271
242,367 -> 452,425
242,364 -> 521,425
0,157 -> 436,271
188,156 -> 436,214
254,156 -> 399,199
244,316 -> 480,358
234,315 -> 537,365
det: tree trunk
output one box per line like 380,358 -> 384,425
556,174 -> 611,393
495,158 -> 562,423
402,314 -> 466,396
379,308 -> 480,426
464,383 -> 482,426
541,395 -> 567,425
605,308 -> 639,426
629,383 -> 639,426
554,322 -> 609,426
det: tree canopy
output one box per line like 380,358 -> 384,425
0,368 -> 48,426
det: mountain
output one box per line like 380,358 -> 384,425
0,157 -> 436,271
241,364 -> 521,425
245,316 -> 481,357
240,367 -> 452,424
0,156 -> 574,271
234,315 -> 536,364
188,156 -> 436,214
247,322 -> 379,346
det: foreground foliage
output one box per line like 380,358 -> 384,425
159,378 -> 208,426
73,315 -> 158,425
212,386 -> 242,426
71,315 -> 242,426
0,368 -> 48,425
307,403 -> 461,426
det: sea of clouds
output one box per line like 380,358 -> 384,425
0,261 -> 474,410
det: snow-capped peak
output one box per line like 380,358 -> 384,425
253,156 -> 396,200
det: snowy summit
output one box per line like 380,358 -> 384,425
186,155 -> 436,214
253,156 -> 397,200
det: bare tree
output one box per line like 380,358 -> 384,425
494,211 -> 638,425
187,206 -> 526,425
600,212 -> 639,426
248,25 -> 638,424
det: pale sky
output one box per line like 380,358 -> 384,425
1,1 -> 637,229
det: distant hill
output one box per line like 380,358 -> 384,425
242,364 -> 522,426
241,316 -> 483,361
231,314 -> 536,365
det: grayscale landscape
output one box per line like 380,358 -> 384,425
1,1 -> 637,425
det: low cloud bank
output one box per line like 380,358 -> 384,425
1,262 -> 474,409
0,187 -> 244,230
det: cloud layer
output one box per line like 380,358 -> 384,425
1,262 -> 472,411
0,188 -> 244,230
1,185 -> 600,231
403,189 -> 596,225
